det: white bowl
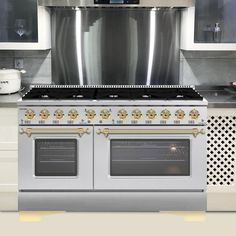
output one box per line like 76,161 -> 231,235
0,69 -> 22,94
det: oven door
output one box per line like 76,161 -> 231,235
19,126 -> 93,190
94,126 -> 206,190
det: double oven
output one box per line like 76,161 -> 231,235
19,125 -> 206,192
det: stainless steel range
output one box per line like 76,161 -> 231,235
18,85 -> 208,211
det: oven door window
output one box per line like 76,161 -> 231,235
35,139 -> 77,176
110,139 -> 190,176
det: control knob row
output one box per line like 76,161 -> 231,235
86,109 -> 112,120
119,109 -> 157,120
25,108 -> 200,120
160,109 -> 200,120
25,109 -> 78,120
160,109 -> 186,120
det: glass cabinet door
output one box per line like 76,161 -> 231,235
195,0 -> 236,43
0,0 -> 38,42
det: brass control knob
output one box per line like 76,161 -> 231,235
117,109 -> 128,120
100,109 -> 110,120
54,109 -> 64,120
132,109 -> 142,120
40,109 -> 50,120
175,109 -> 185,120
189,109 -> 200,120
146,109 -> 157,120
161,109 -> 171,120
68,109 -> 78,120
86,109 -> 96,120
25,109 -> 35,120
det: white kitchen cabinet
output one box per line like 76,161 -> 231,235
181,7 -> 236,51
0,2 -> 51,50
0,107 -> 18,211
207,108 -> 236,211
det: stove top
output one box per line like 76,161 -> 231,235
22,86 -> 203,101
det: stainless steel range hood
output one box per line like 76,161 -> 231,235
39,0 -> 194,7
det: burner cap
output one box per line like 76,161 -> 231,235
73,94 -> 84,98
142,94 -> 151,98
109,94 -> 119,98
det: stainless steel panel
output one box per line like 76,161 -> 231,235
18,99 -> 209,107
39,0 -> 194,8
19,191 -> 206,211
51,8 -> 180,85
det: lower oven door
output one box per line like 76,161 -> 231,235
94,126 -> 206,190
19,126 -> 93,190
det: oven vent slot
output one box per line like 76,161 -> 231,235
207,115 -> 236,186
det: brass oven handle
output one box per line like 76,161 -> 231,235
96,128 -> 205,138
19,128 -> 90,138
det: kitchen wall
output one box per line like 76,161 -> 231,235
0,50 -> 236,86
180,51 -> 236,85
0,50 -> 51,85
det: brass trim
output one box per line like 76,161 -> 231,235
96,128 -> 205,138
19,128 -> 90,137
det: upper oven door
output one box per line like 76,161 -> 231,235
94,126 -> 206,190
19,126 -> 93,190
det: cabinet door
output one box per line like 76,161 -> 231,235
195,0 -> 236,43
0,0 -> 38,42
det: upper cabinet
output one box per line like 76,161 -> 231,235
0,0 -> 51,50
195,0 -> 236,43
181,0 -> 236,50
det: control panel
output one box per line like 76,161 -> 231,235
19,106 -> 207,126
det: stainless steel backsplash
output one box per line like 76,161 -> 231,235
52,7 -> 180,85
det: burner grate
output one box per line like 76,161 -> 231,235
22,85 -> 203,101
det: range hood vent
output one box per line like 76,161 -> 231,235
39,0 -> 194,8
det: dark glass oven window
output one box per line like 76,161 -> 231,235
35,139 -> 77,176
110,139 -> 190,176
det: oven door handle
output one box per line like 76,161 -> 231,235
96,128 -> 205,138
19,128 -> 91,137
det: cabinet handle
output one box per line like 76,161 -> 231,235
96,128 -> 205,138
19,128 -> 90,137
